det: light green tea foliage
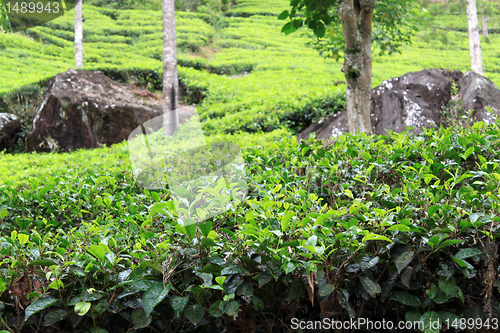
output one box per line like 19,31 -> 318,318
1,1 -> 500,330
1,120 -> 500,331
1,0 -> 499,137
0,128 -> 289,186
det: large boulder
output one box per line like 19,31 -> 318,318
0,113 -> 20,152
27,69 -> 194,152
299,69 -> 463,141
459,71 -> 500,124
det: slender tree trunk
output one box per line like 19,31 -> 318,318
338,0 -> 374,135
444,0 -> 449,11
466,0 -> 483,75
162,0 -> 179,136
481,7 -> 489,37
74,0 -> 83,69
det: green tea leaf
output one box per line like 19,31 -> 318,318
132,308 -> 152,328
48,280 -> 64,290
439,277 -> 457,296
278,10 -> 289,20
43,309 -> 68,326
223,301 -> 240,319
29,259 -> 57,266
196,272 -> 213,288
428,205 -> 440,217
359,276 -> 381,298
387,224 -> 410,232
25,297 -> 57,321
420,311 -> 441,330
318,283 -> 334,297
171,296 -> 189,317
74,301 -> 91,316
0,277 -> 6,294
87,244 -> 108,261
362,233 -> 393,243
395,249 -> 414,274
455,248 -> 483,259
360,256 -> 379,272
435,239 -> 463,251
150,202 -> 168,216
405,310 -> 422,323
464,146 -> 474,159
259,271 -> 273,287
198,221 -> 212,238
437,311 -> 460,329
434,291 -> 448,304
281,212 -> 295,232
185,304 -> 205,324
305,235 -> 317,247
236,281 -> 254,297
221,264 -> 248,275
208,300 -> 224,317
18,233 -> 29,245
143,283 -> 168,317
390,291 -> 420,307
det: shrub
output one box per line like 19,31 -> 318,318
1,121 -> 500,331
0,84 -> 45,151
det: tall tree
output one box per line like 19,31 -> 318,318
280,0 -> 421,135
481,7 -> 488,37
466,0 -> 483,75
75,0 -> 83,69
162,0 -> 179,136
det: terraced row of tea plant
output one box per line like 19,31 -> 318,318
1,0 -> 500,140
1,119 -> 500,332
1,1 -> 500,332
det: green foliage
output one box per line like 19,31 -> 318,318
0,3 -> 350,140
1,3 -> 500,329
1,120 -> 500,331
280,0 -> 424,59
86,0 -> 235,12
0,0 -> 11,33
225,0 -> 287,17
1,2 -> 500,142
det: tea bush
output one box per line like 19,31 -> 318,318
1,1 -> 500,142
1,2 -> 500,330
1,120 -> 500,332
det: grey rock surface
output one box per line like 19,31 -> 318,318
27,69 -> 195,152
0,113 -> 20,152
459,71 -> 500,124
299,69 -> 463,141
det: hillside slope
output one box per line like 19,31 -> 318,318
0,0 -> 499,138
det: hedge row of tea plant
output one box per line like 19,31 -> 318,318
2,1 -> 500,141
1,119 -> 500,332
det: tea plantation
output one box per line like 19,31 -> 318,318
1,0 -> 500,332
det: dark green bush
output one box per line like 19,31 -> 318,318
282,90 -> 346,132
1,119 -> 500,332
0,84 -> 45,152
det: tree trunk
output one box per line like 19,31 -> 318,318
338,0 -> 374,135
444,0 -> 449,11
74,0 -> 83,69
481,7 -> 488,37
162,0 -> 179,136
466,0 -> 483,75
